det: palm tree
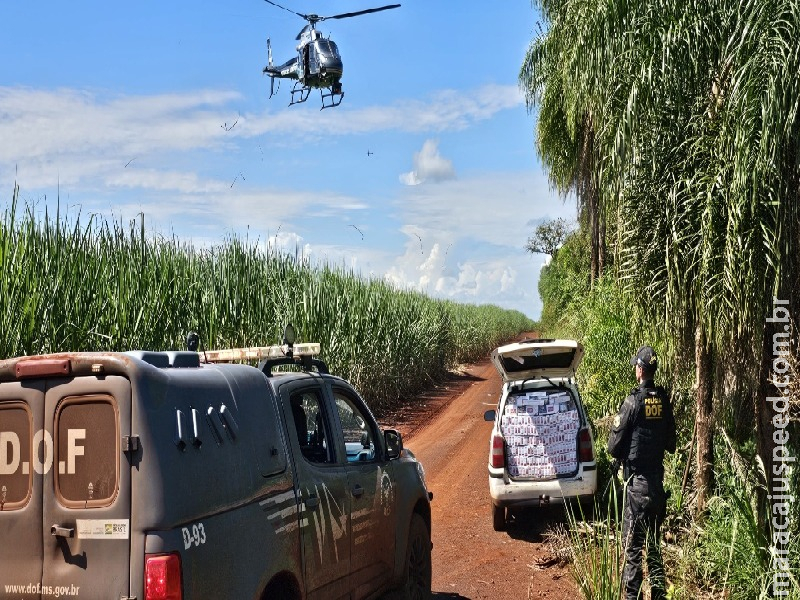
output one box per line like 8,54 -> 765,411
520,17 -> 606,282
523,0 -> 800,517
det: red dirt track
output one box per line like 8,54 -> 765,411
380,346 -> 578,600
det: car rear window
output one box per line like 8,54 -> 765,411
0,401 -> 32,510
498,349 -> 576,374
55,395 -> 119,508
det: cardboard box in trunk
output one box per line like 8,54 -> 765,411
501,389 -> 580,480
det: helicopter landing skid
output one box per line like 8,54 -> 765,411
289,82 -> 312,106
320,86 -> 344,110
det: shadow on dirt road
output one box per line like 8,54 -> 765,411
504,504 -> 571,543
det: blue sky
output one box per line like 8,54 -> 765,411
0,1 -> 576,319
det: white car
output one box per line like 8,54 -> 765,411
484,339 -> 597,530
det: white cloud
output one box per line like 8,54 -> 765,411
246,85 -> 524,137
399,139 -> 456,186
382,170 -> 575,317
0,83 -> 522,195
395,172 -> 575,248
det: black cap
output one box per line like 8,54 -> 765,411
630,345 -> 658,370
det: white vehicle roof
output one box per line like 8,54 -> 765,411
490,339 -> 584,383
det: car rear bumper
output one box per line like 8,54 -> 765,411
488,467 -> 597,508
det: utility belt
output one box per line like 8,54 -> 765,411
622,462 -> 664,481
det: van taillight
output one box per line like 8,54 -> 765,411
578,428 -> 594,463
490,434 -> 505,469
145,553 -> 182,600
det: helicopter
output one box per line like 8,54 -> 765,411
262,0 -> 400,109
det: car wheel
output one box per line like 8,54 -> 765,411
398,514 -> 432,600
492,504 -> 506,531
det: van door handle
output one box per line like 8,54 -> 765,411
51,525 -> 74,538
305,495 -> 319,508
351,485 -> 364,498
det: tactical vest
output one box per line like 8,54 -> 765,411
626,385 -> 670,476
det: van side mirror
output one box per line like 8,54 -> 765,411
384,429 -> 403,459
483,409 -> 496,422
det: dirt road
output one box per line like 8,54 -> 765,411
382,356 -> 578,600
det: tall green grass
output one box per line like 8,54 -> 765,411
0,186 -> 535,413
565,494 -> 626,600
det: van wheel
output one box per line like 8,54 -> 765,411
492,504 -> 506,531
261,574 -> 300,600
398,514 -> 432,600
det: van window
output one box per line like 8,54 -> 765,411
333,391 -> 377,463
0,402 -> 32,510
55,396 -> 119,508
289,390 -> 333,464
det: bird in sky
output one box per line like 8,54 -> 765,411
350,224 -> 364,240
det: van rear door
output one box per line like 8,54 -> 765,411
0,382 -> 44,599
43,375 -> 131,600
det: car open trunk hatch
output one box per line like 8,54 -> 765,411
491,340 -> 584,383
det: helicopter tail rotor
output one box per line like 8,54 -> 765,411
265,37 -> 277,99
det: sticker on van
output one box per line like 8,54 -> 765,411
76,519 -> 130,540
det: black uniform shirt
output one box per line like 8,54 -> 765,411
608,380 -> 676,476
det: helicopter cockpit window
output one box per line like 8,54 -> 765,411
316,39 -> 341,59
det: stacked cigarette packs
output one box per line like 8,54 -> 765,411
502,390 -> 580,479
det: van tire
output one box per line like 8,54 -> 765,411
261,573 -> 301,600
397,514 -> 432,600
492,504 -> 506,531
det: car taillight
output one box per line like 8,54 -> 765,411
578,428 -> 594,463
490,433 -> 505,469
145,553 -> 182,600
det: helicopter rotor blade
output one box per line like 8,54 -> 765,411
263,0 -> 309,20
322,4 -> 400,21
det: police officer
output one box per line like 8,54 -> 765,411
608,345 -> 676,600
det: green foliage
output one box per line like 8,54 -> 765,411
565,492 -> 625,600
0,189 -> 535,414
537,233 -> 636,422
683,468 -> 800,599
570,278 -> 636,422
524,0 -> 800,597
537,230 -> 590,333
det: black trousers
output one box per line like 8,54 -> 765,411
622,474 -> 667,600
